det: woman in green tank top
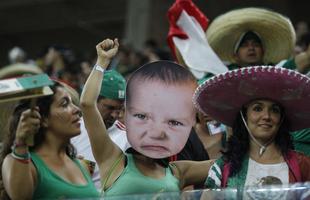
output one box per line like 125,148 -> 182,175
81,38 -> 214,198
1,82 -> 99,199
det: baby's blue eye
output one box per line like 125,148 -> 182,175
168,120 -> 183,126
133,114 -> 146,120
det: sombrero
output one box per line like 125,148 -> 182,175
194,66 -> 310,131
0,63 -> 42,79
206,7 -> 296,64
56,80 -> 80,106
0,63 -> 43,140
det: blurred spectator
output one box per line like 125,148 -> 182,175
79,60 -> 93,88
295,21 -> 309,43
114,46 -> 148,78
59,62 -> 82,92
112,39 -> 172,78
295,32 -> 310,55
41,45 -> 76,79
2,46 -> 40,77
195,112 -> 228,160
8,47 -> 26,64
144,39 -> 172,61
110,42 -> 132,74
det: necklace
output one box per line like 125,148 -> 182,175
240,111 -> 275,157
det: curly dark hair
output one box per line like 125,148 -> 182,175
0,82 -> 76,199
222,106 -> 294,176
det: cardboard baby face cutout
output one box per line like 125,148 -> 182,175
125,61 -> 197,159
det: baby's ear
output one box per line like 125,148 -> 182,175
192,118 -> 197,126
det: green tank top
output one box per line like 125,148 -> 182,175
30,152 -> 99,199
104,154 -> 180,197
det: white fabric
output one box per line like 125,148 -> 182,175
107,120 -> 131,151
71,118 -> 129,189
244,158 -> 289,200
71,119 -> 94,162
245,158 -> 289,186
275,59 -> 288,67
173,10 -> 228,78
208,162 -> 222,186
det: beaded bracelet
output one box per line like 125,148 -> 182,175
11,140 -> 31,163
11,152 -> 30,164
11,149 -> 30,159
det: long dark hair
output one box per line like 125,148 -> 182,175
0,83 -> 76,199
222,106 -> 294,176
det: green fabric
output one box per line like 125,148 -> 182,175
291,128 -> 310,156
204,158 -> 225,188
227,63 -> 240,71
18,74 -> 54,89
227,158 -> 248,188
281,58 -> 297,70
199,60 -> 296,83
204,156 -> 249,188
31,152 -> 99,199
100,70 -> 126,99
198,63 -> 252,83
104,153 -> 180,197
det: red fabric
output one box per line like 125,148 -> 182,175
221,162 -> 230,187
167,0 -> 209,60
169,154 -> 178,162
285,150 -> 302,182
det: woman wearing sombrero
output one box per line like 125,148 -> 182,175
194,66 -> 310,189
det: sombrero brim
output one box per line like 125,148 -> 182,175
206,8 -> 296,64
194,66 -> 310,131
0,63 -> 43,79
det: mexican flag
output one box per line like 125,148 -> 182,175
167,0 -> 228,79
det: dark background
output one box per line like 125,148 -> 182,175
0,0 -> 308,66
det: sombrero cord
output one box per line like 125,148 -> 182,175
240,111 -> 275,156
